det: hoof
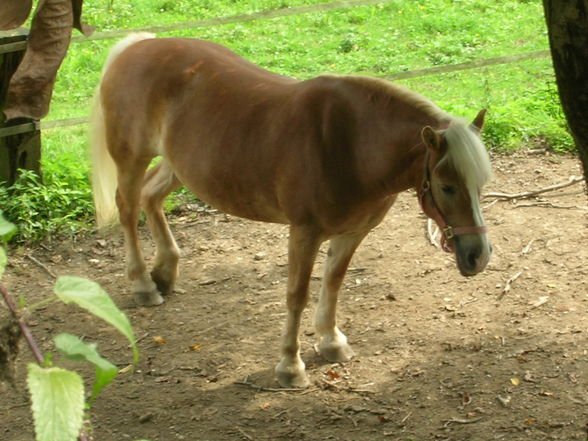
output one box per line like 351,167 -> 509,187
134,290 -> 164,306
315,330 -> 355,362
150,270 -> 175,297
315,341 -> 355,362
275,359 -> 310,388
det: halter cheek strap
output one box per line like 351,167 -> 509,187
418,151 -> 488,253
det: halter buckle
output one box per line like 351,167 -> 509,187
443,226 -> 454,240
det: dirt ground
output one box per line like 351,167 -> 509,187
2,151 -> 588,441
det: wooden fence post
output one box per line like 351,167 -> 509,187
0,30 -> 42,186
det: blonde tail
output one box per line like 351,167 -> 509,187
90,33 -> 156,228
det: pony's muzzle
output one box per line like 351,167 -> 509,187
454,235 -> 492,276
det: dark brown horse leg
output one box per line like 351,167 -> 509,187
116,161 -> 163,306
141,160 -> 183,296
314,231 -> 368,362
275,225 -> 323,388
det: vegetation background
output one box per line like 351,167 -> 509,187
0,0 -> 571,241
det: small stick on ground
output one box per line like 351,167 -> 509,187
483,175 -> 584,201
401,411 -> 412,424
512,201 -> 586,210
348,387 -> 377,394
443,416 -> 482,427
234,377 -> 308,393
24,254 -> 57,279
521,239 -> 536,255
235,426 -> 254,441
498,270 -> 523,300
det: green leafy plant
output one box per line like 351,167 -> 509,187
0,170 -> 94,243
0,212 -> 141,441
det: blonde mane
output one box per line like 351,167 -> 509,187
440,120 -> 492,195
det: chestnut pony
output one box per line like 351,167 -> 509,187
91,33 -> 492,387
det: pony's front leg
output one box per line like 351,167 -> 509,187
275,225 -> 322,388
314,232 -> 368,362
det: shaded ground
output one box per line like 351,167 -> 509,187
2,152 -> 588,441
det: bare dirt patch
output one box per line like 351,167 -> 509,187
2,152 -> 588,441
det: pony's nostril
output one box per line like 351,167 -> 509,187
467,249 -> 480,268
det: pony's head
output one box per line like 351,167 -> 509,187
419,110 -> 492,276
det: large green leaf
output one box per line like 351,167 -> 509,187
54,333 -> 118,405
0,210 -> 16,241
0,209 -> 16,279
27,364 -> 85,441
0,246 -> 6,280
54,276 -> 139,363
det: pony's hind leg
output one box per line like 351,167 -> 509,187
116,159 -> 164,306
314,231 -> 368,362
275,225 -> 322,388
141,160 -> 182,296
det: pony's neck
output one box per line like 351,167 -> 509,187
323,75 -> 451,199
363,119 -> 449,198
381,143 -> 428,196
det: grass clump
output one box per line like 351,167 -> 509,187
0,170 -> 93,243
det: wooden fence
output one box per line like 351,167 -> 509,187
0,31 -> 41,185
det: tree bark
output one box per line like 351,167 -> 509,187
542,1 -> 588,188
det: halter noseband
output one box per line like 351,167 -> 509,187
418,150 -> 488,253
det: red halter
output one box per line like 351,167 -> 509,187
418,150 -> 488,253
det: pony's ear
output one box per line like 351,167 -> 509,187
471,109 -> 487,132
421,126 -> 442,152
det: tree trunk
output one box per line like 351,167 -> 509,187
542,1 -> 588,188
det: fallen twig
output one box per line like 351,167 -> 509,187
348,388 -> 377,394
234,377 -> 308,393
235,426 -> 254,441
134,332 -> 150,344
512,201 -> 586,210
25,253 -> 57,279
498,270 -> 523,300
482,198 -> 499,210
529,296 -> 550,309
400,411 -> 412,424
194,320 -> 230,335
521,239 -> 535,255
348,267 -> 368,274
483,175 -> 584,201
443,416 -> 482,427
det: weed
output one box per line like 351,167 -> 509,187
0,216 -> 141,440
0,170 -> 94,243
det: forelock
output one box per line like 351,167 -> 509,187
437,119 -> 492,194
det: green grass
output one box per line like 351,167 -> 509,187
49,0 -> 565,148
3,0 -> 571,242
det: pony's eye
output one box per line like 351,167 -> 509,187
441,185 -> 456,196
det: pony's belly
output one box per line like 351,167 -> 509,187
184,183 -> 289,224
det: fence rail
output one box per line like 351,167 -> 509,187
0,0 -> 552,138
72,0 -> 392,43
0,49 -> 551,139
